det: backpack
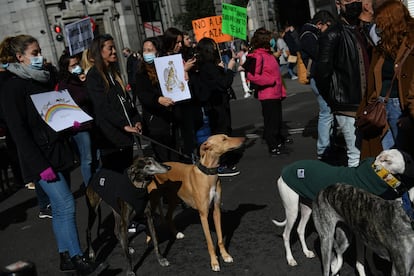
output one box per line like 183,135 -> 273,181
296,52 -> 311,85
298,30 -> 317,85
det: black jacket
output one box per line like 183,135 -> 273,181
0,73 -> 76,182
299,23 -> 319,77
315,21 -> 369,112
190,63 -> 234,135
135,69 -> 173,136
86,66 -> 141,150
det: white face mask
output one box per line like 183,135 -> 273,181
143,53 -> 156,64
29,55 -> 44,70
71,65 -> 83,75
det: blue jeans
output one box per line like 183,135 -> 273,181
335,114 -> 360,167
310,78 -> 333,156
279,63 -> 296,78
34,181 -> 50,209
38,172 -> 83,257
72,131 -> 93,186
380,97 -> 402,150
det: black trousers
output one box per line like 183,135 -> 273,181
261,99 -> 283,151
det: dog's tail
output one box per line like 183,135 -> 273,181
271,219 -> 287,227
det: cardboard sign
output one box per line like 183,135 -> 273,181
222,3 -> 247,40
64,17 -> 94,56
30,89 -> 93,132
154,54 -> 191,102
192,15 -> 232,43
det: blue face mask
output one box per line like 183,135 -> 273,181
1,63 -> 8,69
29,56 -> 44,70
71,65 -> 83,75
143,53 -> 156,64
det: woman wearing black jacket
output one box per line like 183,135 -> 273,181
86,34 -> 142,173
136,36 -> 176,162
191,37 -> 240,176
0,35 -> 96,274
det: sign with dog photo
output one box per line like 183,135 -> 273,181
30,89 -> 93,132
154,54 -> 192,102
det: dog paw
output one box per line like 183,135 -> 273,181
304,250 -> 315,258
287,258 -> 298,266
158,257 -> 170,267
222,255 -> 233,263
128,247 -> 135,254
176,232 -> 185,239
211,263 -> 221,272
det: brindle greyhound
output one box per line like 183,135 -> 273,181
313,184 -> 414,276
86,156 -> 170,276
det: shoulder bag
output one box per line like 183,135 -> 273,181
355,45 -> 412,138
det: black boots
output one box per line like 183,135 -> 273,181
71,255 -> 95,275
59,251 -> 95,275
59,251 -> 75,272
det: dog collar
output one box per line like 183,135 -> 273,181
402,192 -> 414,230
196,161 -> 219,175
372,163 -> 401,189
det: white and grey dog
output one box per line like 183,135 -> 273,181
272,149 -> 410,267
313,183 -> 414,276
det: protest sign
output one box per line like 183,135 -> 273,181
154,54 -> 191,102
222,3 -> 247,40
64,17 -> 94,56
30,89 -> 93,132
192,15 -> 232,43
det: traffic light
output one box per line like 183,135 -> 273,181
54,24 -> 64,42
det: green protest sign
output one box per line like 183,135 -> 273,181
221,3 -> 247,40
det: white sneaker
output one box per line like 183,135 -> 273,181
291,76 -> 298,80
244,93 -> 250,98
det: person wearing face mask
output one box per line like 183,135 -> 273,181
135,36 -> 177,162
162,27 -> 202,163
86,34 -> 142,173
358,0 -> 414,160
0,35 -> 99,274
315,0 -> 370,167
299,10 -> 337,161
57,52 -> 94,187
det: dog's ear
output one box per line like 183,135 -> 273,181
200,141 -> 210,156
128,157 -> 146,182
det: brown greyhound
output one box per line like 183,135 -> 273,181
147,134 -> 245,271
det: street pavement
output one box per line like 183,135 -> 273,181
0,76 -> 370,275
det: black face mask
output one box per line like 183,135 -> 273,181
342,2 -> 362,25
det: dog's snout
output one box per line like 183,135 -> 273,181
163,164 -> 171,171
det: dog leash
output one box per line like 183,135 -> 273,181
133,133 -> 194,162
117,94 -> 194,163
402,192 -> 414,230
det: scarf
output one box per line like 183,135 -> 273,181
6,63 -> 50,83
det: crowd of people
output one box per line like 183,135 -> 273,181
0,0 -> 413,274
